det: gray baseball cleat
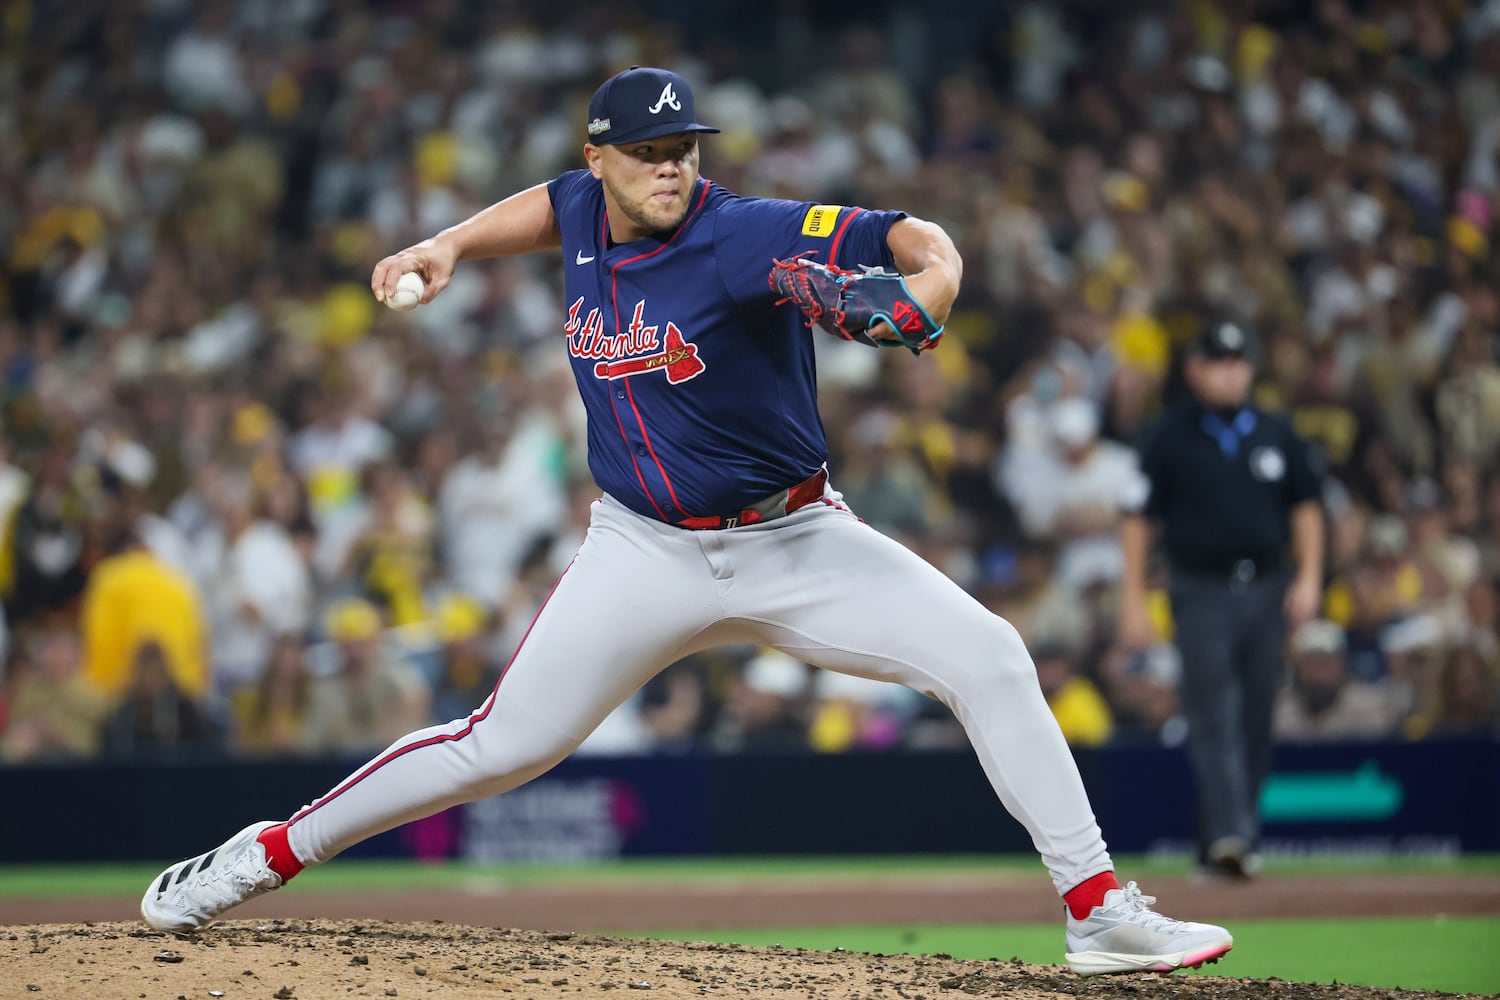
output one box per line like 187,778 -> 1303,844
1065,881 -> 1233,975
141,821 -> 284,932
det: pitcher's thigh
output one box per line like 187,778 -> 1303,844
733,514 -> 1035,704
489,519 -> 724,741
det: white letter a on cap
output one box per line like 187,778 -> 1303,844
648,82 -> 681,114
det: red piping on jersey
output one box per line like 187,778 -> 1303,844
287,558 -> 576,828
623,378 -> 687,515
605,179 -> 713,519
826,206 -> 863,266
609,395 -> 671,521
593,213 -> 667,518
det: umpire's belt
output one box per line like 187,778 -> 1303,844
1170,551 -> 1283,582
673,469 -> 828,530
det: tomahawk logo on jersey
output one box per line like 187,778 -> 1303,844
546,169 -> 906,523
566,298 -> 706,385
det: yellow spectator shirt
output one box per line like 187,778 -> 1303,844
1046,677 -> 1115,748
81,551 -> 210,700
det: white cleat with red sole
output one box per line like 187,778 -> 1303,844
1065,881 -> 1233,976
141,821 -> 284,933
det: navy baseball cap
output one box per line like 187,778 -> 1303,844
585,66 -> 720,146
1191,321 -> 1251,360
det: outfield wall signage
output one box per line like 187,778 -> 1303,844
0,739 -> 1493,861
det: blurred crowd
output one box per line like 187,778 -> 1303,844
3,0 -> 1500,764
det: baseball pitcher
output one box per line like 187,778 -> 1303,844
142,67 -> 1232,977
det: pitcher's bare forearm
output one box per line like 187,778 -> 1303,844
372,185 -> 561,303
1120,514 -> 1152,605
1289,500 -> 1323,587
886,217 -> 962,324
438,183 -> 562,261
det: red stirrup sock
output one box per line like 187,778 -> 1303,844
1063,871 -> 1120,920
255,822 -> 306,881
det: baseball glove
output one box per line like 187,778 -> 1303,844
769,254 -> 944,354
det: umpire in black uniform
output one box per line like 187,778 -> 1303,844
1118,320 -> 1323,878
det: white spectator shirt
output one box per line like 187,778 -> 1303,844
289,416 -> 393,478
137,514 -> 197,582
999,437 -> 1146,591
437,415 -> 568,606
207,521 -> 313,691
572,694 -> 656,756
162,29 -> 250,116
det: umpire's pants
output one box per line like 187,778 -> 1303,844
1169,565 -> 1288,856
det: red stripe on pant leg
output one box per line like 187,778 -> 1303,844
289,557 -> 577,826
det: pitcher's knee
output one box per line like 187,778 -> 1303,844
456,715 -> 583,800
931,617 -> 1046,705
967,616 -> 1039,684
464,742 -> 577,800
992,616 -> 1038,669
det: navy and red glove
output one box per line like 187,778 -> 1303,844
769,255 -> 943,355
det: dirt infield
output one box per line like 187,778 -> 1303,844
0,918 -> 1474,1000
3,872 -> 1498,999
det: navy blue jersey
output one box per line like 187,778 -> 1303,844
546,170 -> 904,521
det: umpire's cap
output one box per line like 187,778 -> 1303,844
1191,320 -> 1251,360
586,67 -> 720,146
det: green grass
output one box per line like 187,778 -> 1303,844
4,852 -> 1499,897
638,916 -> 1500,996
2,854 -> 1027,897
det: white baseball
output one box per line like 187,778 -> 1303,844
385,271 -> 426,312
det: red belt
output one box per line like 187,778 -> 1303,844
674,469 -> 828,530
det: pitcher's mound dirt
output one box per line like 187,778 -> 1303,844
0,920 -> 1475,1000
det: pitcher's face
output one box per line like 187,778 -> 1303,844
588,133 -> 700,242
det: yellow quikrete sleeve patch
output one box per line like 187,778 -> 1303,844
802,204 -> 843,237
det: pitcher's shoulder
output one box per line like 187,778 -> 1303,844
707,187 -> 856,240
548,169 -> 603,213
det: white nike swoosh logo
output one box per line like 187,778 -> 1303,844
576,252 -> 595,264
